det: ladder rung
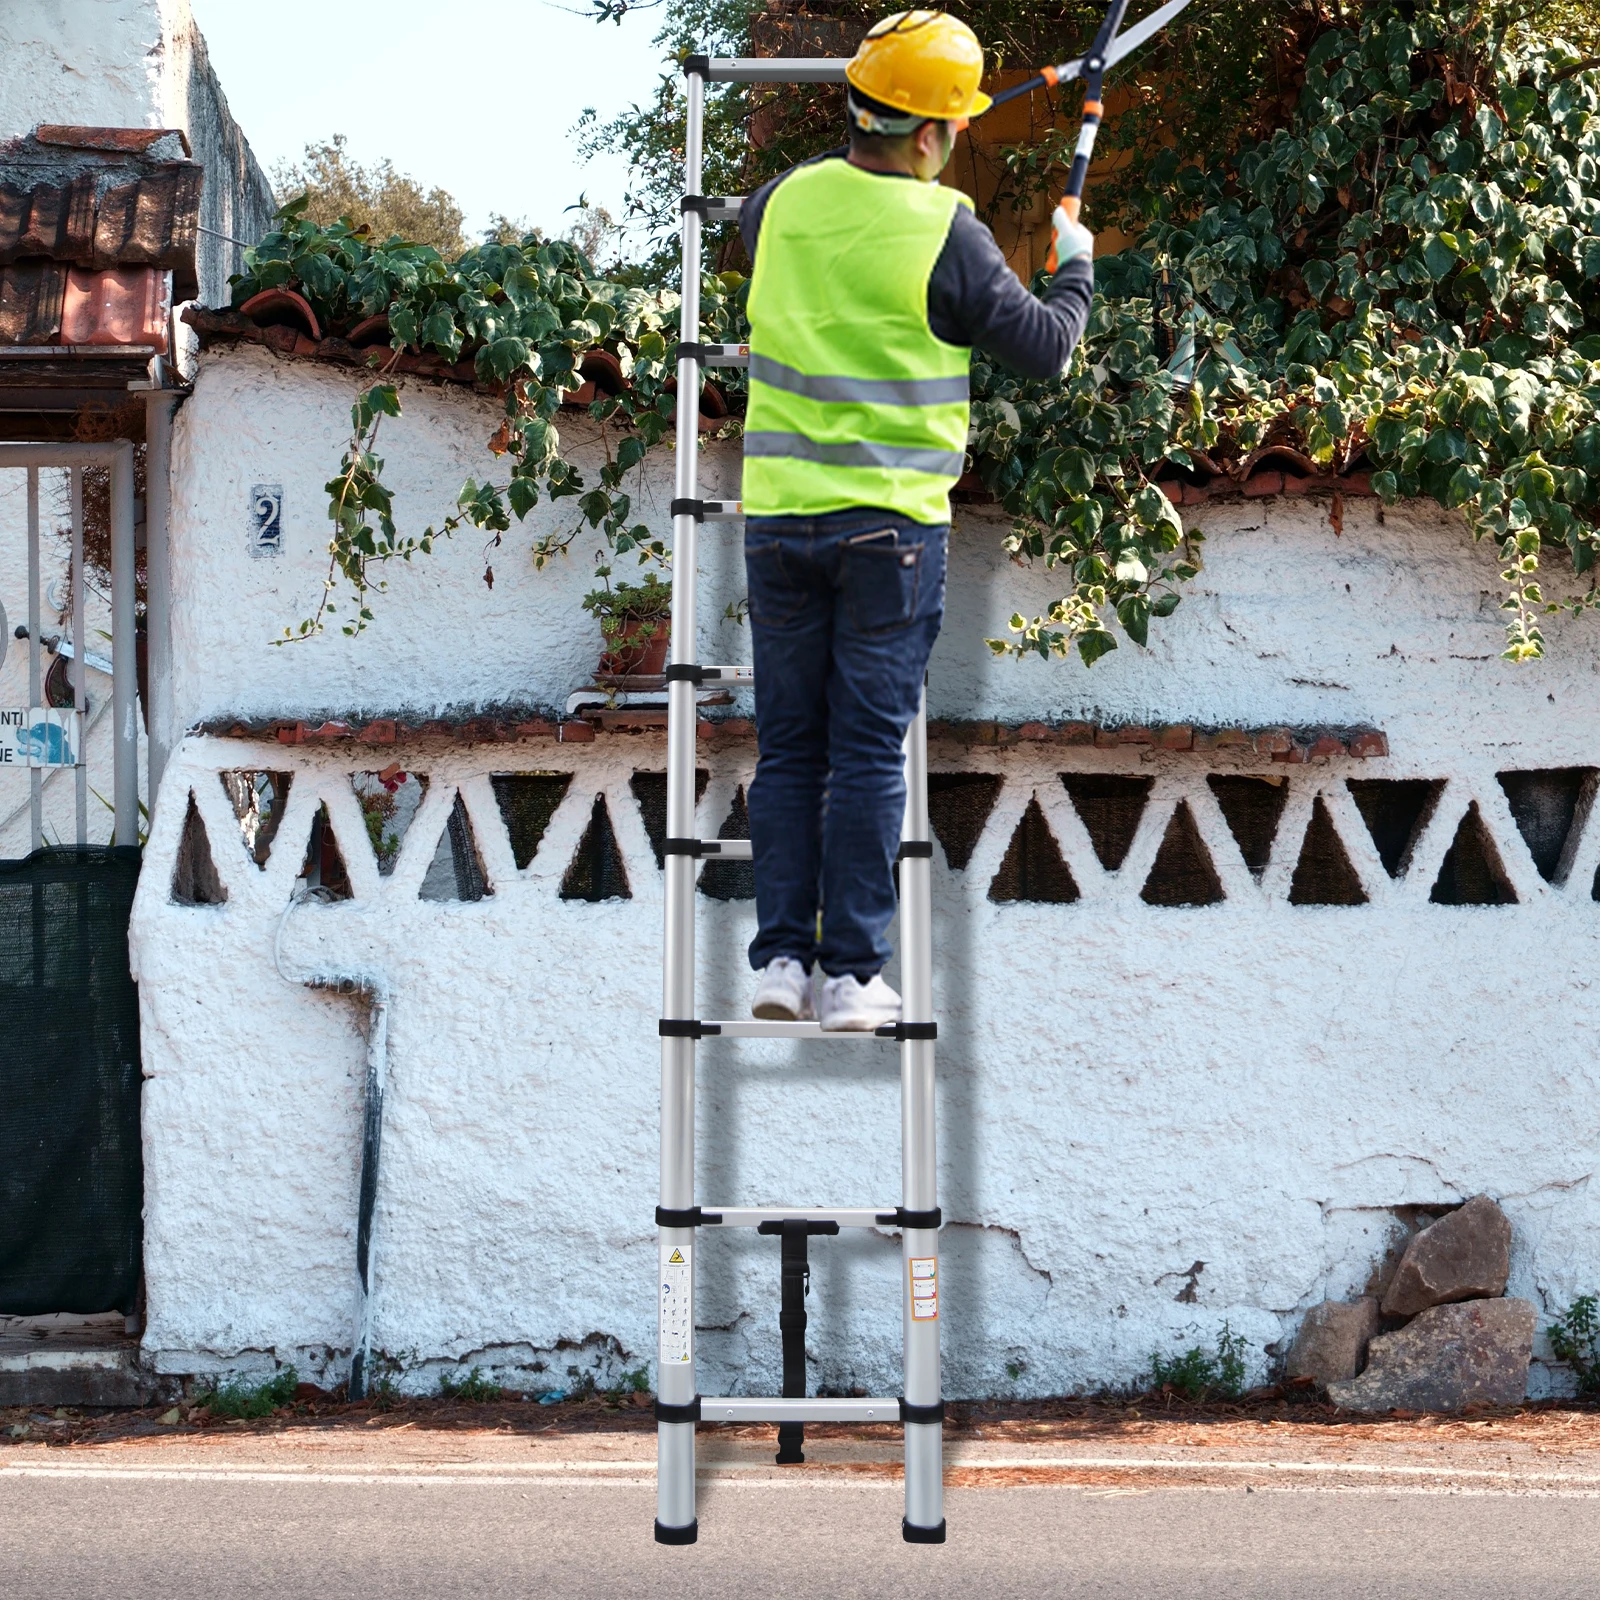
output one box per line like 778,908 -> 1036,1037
703,59 -> 851,84
700,343 -> 749,367
701,499 -> 743,520
699,1396 -> 900,1424
703,197 -> 743,221
694,665 -> 754,683
700,1020 -> 894,1040
707,1207 -> 891,1229
696,838 -> 751,859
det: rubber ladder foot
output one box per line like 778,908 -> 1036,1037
655,1519 -> 699,1545
903,1518 -> 947,1544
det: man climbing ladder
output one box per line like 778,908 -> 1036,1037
654,9 -> 1104,1549
741,9 -> 1096,1030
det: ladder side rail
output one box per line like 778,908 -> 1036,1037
705,58 -> 851,82
899,690 -> 944,1539
656,58 -> 706,1547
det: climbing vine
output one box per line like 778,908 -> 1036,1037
237,0 -> 1600,663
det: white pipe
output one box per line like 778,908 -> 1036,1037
110,442 -> 137,847
144,393 -> 178,805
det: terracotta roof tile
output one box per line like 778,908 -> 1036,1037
35,126 -> 192,158
0,262 -> 67,344
0,127 -> 201,304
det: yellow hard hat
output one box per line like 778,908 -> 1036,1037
845,10 -> 992,124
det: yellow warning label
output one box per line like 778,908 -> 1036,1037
668,1248 -> 685,1264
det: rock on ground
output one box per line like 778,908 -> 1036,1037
1326,1298 -> 1535,1414
1381,1195 -> 1512,1317
1287,1298 -> 1381,1386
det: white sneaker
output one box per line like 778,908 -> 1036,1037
752,957 -> 814,1021
815,971 -> 902,1032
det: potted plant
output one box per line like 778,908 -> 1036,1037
583,570 -> 673,678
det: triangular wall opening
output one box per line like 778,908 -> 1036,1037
1208,775 -> 1288,878
561,795 -> 632,901
1140,801 -> 1224,906
219,769 -> 292,868
1061,775 -> 1152,870
299,802 -> 354,900
492,773 -> 573,869
1496,768 -> 1594,882
700,785 -> 755,901
172,792 -> 226,905
927,773 -> 1003,869
353,768 -> 429,875
988,795 -> 1078,904
420,793 -> 493,902
1347,779 -> 1443,878
1430,802 -> 1517,905
1288,795 -> 1368,905
629,769 -> 709,867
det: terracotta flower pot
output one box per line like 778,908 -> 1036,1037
599,617 -> 670,677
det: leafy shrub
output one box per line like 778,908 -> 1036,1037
1149,1323 -> 1250,1400
200,1367 -> 298,1419
262,0 -> 1600,667
1547,1294 -> 1600,1393
437,1366 -> 503,1402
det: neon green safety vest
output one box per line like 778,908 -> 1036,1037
743,159 -> 972,525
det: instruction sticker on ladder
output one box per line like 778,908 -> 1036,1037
659,1243 -> 692,1364
910,1256 -> 938,1321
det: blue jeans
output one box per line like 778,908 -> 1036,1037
744,507 -> 948,982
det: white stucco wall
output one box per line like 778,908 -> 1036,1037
126,346 -> 1600,1398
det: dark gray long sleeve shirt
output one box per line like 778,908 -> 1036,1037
740,150 -> 1095,380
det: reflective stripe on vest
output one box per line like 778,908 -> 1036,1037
744,431 -> 967,479
743,159 -> 972,525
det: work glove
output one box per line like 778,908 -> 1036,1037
1049,205 -> 1095,270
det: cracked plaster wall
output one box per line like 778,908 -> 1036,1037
126,347 -> 1600,1397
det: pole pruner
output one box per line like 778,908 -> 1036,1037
986,0 -> 1195,270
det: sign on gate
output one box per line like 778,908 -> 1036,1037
0,708 -> 82,767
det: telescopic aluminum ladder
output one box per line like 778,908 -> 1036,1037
655,53 -> 945,1546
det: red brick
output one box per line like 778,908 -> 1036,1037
1192,727 -> 1251,752
1243,470 -> 1285,498
558,720 -> 596,743
1281,473 -> 1313,496
1348,730 -> 1389,758
1181,481 -> 1210,506
513,720 -> 557,740
1018,721 -> 1050,741
1340,472 -> 1374,497
1118,726 -> 1155,745
1157,482 -> 1180,506
1094,727 -> 1121,748
1307,734 -> 1347,762
357,719 -> 397,744
275,722 -> 304,745
1154,724 -> 1194,750
1058,722 -> 1095,745
1254,728 -> 1294,755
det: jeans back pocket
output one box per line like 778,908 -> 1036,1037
745,539 -> 808,627
842,532 -> 922,635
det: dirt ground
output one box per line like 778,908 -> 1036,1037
8,1387 -> 1600,1491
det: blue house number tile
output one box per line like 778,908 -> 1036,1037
250,484 -> 283,558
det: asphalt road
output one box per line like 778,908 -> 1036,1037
6,1472 -> 1600,1599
